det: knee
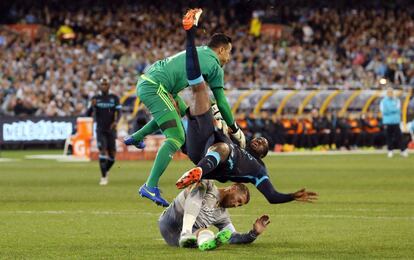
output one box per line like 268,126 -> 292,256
166,132 -> 185,149
208,142 -> 230,162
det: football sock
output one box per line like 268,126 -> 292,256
146,138 -> 181,188
106,156 -> 115,172
181,214 -> 197,235
197,151 -> 220,175
99,155 -> 108,177
186,28 -> 203,84
131,119 -> 159,142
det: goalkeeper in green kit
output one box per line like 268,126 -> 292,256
124,9 -> 246,207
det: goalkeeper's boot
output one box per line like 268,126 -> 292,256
176,167 -> 202,189
179,233 -> 198,248
138,184 -> 169,207
123,136 -> 145,149
183,8 -> 203,30
215,229 -> 232,247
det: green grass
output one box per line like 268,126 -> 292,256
0,151 -> 413,259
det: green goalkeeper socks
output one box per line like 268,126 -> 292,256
146,138 -> 180,188
131,119 -> 159,141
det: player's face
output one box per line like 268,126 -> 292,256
100,83 -> 110,93
250,137 -> 269,158
218,43 -> 232,66
222,188 -> 248,208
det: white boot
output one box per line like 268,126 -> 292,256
99,177 -> 108,185
401,150 -> 409,158
387,151 -> 393,158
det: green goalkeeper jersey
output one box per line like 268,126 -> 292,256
144,46 -> 224,94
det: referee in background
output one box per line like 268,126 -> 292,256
379,87 -> 408,158
87,76 -> 122,185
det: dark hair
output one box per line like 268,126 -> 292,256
234,183 -> 250,204
208,33 -> 232,49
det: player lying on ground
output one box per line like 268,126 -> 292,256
176,9 -> 318,204
123,8 -> 245,207
86,76 -> 121,185
159,180 -> 270,250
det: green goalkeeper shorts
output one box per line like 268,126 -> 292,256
137,75 -> 184,146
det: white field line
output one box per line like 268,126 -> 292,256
25,155 -> 90,162
0,158 -> 19,162
0,210 -> 412,221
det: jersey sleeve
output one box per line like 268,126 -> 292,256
214,218 -> 257,244
229,230 -> 258,244
205,64 -> 224,90
212,88 -> 235,127
256,178 -> 295,204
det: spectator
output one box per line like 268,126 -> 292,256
379,88 -> 408,158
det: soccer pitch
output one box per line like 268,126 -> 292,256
1,151 -> 413,259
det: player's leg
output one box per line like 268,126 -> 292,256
183,9 -> 209,116
97,131 -> 109,185
182,8 -> 220,165
159,209 -> 185,247
144,112 -> 185,188
123,80 -> 160,149
385,125 -> 393,157
195,228 -> 232,251
137,85 -> 185,206
106,130 -> 117,173
176,142 -> 230,189
196,229 -> 217,251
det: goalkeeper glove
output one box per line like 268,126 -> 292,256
211,104 -> 222,120
230,123 -> 246,148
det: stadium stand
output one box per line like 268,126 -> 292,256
1,0 -> 413,150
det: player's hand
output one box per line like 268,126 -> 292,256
91,98 -> 97,106
292,188 -> 318,203
110,122 -> 117,130
253,215 -> 270,235
230,124 -> 246,148
211,104 -> 222,120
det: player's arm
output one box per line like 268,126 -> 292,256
86,97 -> 96,117
212,88 -> 246,148
216,215 -> 270,244
112,96 -> 122,130
208,64 -> 246,147
256,177 -> 318,204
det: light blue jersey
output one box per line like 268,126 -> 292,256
380,97 -> 401,125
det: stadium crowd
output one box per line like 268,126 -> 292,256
0,0 -> 413,119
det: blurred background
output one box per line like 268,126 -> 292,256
1,0 -> 413,153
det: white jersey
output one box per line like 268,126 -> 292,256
161,180 -> 234,232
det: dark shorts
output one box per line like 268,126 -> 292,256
96,130 -> 116,153
185,110 -> 215,164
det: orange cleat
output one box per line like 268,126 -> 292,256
176,167 -> 203,189
182,8 -> 203,31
